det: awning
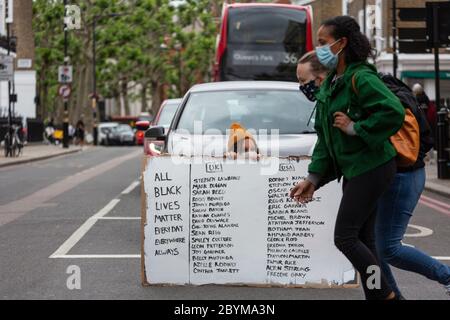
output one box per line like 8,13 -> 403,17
401,71 -> 450,79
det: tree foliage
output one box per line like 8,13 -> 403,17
33,0 -> 221,126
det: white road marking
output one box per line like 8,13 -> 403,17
121,180 -> 140,194
96,217 -> 140,220
49,199 -> 121,258
0,150 -> 140,227
404,224 -> 434,238
51,254 -> 140,259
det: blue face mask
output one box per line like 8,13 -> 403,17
316,39 -> 343,70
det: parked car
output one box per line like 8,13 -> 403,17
142,81 -> 317,157
98,122 -> 119,145
105,124 -> 135,146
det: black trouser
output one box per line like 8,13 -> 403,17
334,158 -> 396,300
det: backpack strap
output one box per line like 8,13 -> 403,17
351,73 -> 358,95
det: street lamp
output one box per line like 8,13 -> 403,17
392,0 -> 398,78
6,22 -> 12,152
63,0 -> 69,149
92,13 -> 126,145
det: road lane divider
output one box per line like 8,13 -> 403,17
50,199 -> 120,258
121,180 -> 140,195
0,149 -> 140,227
52,254 -> 140,259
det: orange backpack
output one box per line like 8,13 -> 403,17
351,74 -> 420,167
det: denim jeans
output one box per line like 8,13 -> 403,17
376,167 -> 450,296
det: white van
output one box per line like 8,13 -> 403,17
97,122 -> 119,145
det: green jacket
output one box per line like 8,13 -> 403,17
308,61 -> 405,181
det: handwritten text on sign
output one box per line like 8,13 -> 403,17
143,156 -> 355,287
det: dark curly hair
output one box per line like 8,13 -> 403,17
320,16 -> 375,64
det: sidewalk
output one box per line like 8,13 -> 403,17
0,143 -> 86,168
425,160 -> 450,198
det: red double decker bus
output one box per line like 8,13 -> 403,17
213,3 -> 314,82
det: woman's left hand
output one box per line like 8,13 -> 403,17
333,112 -> 354,135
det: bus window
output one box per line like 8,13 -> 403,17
215,5 -> 312,82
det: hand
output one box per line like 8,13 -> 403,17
290,180 -> 316,204
245,151 -> 260,161
333,112 -> 352,134
224,151 -> 238,159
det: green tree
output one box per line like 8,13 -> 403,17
33,0 -> 66,121
33,0 -> 221,127
171,0 -> 221,96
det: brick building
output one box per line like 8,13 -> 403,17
298,0 -> 450,104
294,0 -> 343,45
345,0 -> 450,104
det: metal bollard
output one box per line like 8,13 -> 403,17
93,125 -> 98,146
437,107 -> 450,179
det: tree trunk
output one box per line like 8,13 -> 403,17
84,60 -> 94,134
141,84 -> 148,114
55,97 -> 64,125
121,78 -> 130,115
41,83 -> 48,121
70,63 -> 85,125
150,80 -> 162,116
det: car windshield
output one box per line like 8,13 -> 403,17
115,125 -> 132,132
157,102 -> 180,127
138,115 -> 152,122
228,7 -> 306,47
176,89 -> 315,134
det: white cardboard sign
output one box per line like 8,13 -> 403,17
142,156 -> 356,288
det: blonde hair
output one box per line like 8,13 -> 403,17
227,123 -> 258,153
298,50 -> 329,77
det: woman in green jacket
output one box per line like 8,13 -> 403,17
290,16 -> 405,300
